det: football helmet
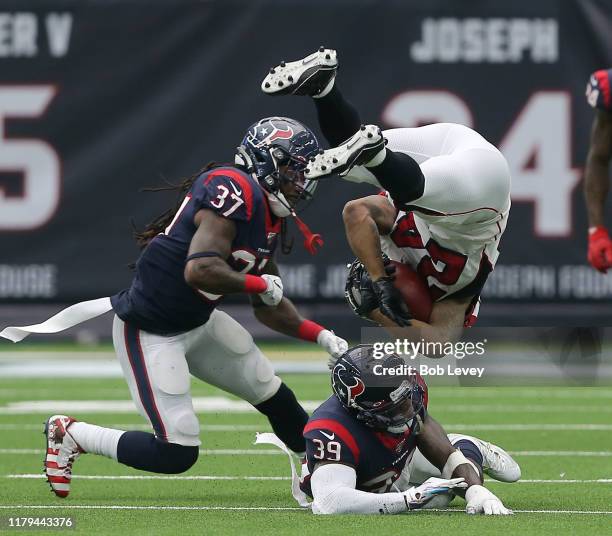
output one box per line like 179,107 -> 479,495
236,116 -> 320,217
331,344 -> 427,435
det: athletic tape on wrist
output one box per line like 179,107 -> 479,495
442,449 -> 480,479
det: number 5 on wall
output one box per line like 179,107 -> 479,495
0,86 -> 60,231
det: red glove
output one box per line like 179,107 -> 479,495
588,226 -> 612,273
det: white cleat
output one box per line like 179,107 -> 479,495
305,124 -> 386,179
261,46 -> 338,96
44,414 -> 83,498
477,439 -> 521,483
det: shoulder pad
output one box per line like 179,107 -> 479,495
195,167 -> 261,222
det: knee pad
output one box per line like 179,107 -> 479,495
208,310 -> 254,354
208,311 -> 280,404
164,405 -> 201,446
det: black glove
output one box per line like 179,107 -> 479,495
353,273 -> 378,317
350,261 -> 397,318
371,276 -> 412,326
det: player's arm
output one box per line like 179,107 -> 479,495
250,260 -> 348,363
184,209 -> 282,303
584,110 -> 612,272
343,195 -> 412,326
416,413 -> 511,515
305,426 -> 410,515
309,454 -> 464,514
310,461 -> 410,515
343,195 -> 470,351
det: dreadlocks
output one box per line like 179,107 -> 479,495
132,162 -> 294,254
133,162 -> 228,249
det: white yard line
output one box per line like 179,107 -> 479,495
2,423 -> 612,431
0,423 -> 264,431
0,448 -> 282,456
7,474 -> 290,481
2,398 -> 612,414
4,448 -> 612,457
6,474 -> 612,484
0,504 -> 610,515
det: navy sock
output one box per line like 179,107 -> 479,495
254,383 -> 308,453
369,150 -> 425,204
116,431 -> 198,474
313,84 -> 362,146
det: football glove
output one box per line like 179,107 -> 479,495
587,226 -> 612,273
465,484 -> 512,515
403,477 -> 467,510
371,276 -> 412,327
316,330 -> 349,368
259,274 -> 283,306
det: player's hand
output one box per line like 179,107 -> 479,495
317,330 -> 349,368
259,275 -> 283,306
371,276 -> 412,326
465,484 -> 512,515
587,226 -> 612,273
403,477 -> 467,510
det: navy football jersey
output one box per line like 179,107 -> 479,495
586,69 -> 612,112
111,166 -> 280,334
300,395 -> 427,496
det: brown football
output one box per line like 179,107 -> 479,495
389,260 -> 433,322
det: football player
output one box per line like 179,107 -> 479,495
1,117 -> 348,498
262,48 -> 511,350
584,68 -> 612,272
299,345 -> 516,514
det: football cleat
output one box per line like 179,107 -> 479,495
305,125 -> 386,179
476,438 -> 521,483
44,415 -> 83,498
261,46 -> 338,96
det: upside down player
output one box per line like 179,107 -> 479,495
584,68 -> 612,272
297,345 -> 517,515
1,117 -> 348,497
262,48 -> 511,348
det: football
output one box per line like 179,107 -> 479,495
389,260 -> 433,322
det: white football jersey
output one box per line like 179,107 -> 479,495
348,123 -> 511,303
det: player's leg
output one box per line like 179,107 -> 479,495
447,433 -> 521,483
261,47 -> 360,146
185,310 -> 309,454
109,318 -> 200,471
45,316 -> 200,497
261,47 -> 421,191
305,125 -> 426,202
401,433 -> 520,487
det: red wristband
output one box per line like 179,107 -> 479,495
298,319 -> 325,342
244,274 -> 267,294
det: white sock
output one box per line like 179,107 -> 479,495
364,147 -> 387,168
312,76 -> 336,99
68,422 -> 125,461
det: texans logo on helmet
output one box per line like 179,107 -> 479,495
333,362 -> 367,407
247,118 -> 295,149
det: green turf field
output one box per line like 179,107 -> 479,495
1,367 -> 612,534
